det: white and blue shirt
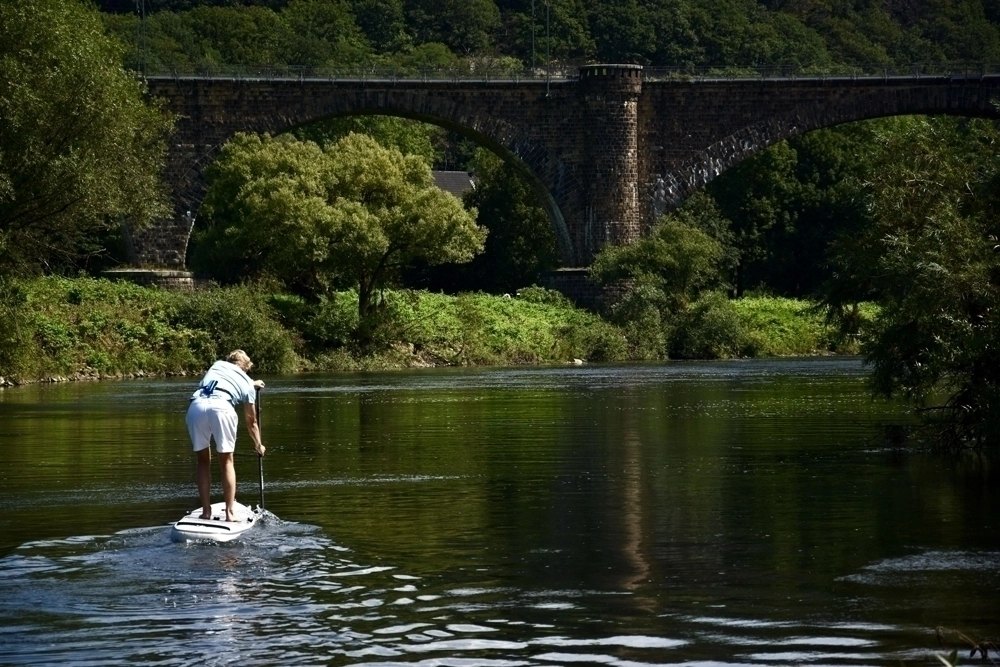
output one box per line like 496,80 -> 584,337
190,361 -> 256,407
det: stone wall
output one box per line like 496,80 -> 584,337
123,213 -> 196,267
101,268 -> 195,290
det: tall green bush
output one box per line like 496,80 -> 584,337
0,278 -> 34,379
0,277 -> 211,379
169,284 -> 299,373
671,292 -> 745,359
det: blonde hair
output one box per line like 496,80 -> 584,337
227,349 -> 253,372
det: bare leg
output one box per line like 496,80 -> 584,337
219,452 -> 237,521
197,448 -> 212,519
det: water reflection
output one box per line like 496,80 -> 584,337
1,359 -> 999,665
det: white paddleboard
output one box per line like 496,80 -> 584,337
170,501 -> 259,543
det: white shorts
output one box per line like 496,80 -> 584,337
186,397 -> 239,453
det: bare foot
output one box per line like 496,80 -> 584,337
200,512 -> 212,520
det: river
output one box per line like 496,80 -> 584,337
0,358 -> 997,665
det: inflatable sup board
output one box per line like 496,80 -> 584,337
170,501 -> 259,542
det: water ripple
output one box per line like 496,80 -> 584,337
0,519 -> 907,666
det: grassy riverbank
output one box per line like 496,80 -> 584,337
0,277 -> 867,384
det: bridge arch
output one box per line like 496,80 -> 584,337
646,76 -> 1000,214
141,77 -> 584,268
282,107 -> 574,265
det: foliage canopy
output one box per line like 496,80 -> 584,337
0,0 -> 171,274
99,0 -> 1000,72
822,116 -> 1000,448
591,218 -> 726,311
408,148 -> 559,295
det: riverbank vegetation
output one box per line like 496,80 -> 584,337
0,276 -> 858,385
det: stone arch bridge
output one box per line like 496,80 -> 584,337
134,65 -> 1000,274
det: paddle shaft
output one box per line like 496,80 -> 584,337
256,388 -> 264,510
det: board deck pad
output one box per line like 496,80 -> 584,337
170,501 -> 259,542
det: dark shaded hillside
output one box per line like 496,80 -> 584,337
100,0 -> 1000,69
98,0 -> 286,12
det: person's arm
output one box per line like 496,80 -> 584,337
243,401 -> 266,457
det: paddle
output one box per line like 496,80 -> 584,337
256,387 -> 264,510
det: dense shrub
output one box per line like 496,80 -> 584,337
0,276 -> 210,379
0,278 -> 34,379
0,277 -> 866,384
514,285 -> 572,307
169,284 -> 300,373
597,287 -> 862,361
672,292 -> 745,359
299,291 -> 359,349
389,290 -> 628,366
606,284 -> 670,360
733,296 -> 859,356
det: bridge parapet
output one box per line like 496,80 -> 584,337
136,61 -> 1000,85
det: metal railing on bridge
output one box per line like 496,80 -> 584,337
135,62 -> 1000,83
137,63 -> 574,83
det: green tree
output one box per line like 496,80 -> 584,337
592,218 -> 726,311
106,3 -> 373,73
461,149 -> 558,292
279,0 -> 371,68
497,0 -> 595,65
104,5 -> 292,72
704,125 -> 870,297
686,0 -> 832,68
192,133 -> 330,291
590,217 -> 727,359
405,0 -> 501,54
824,115 -> 1000,448
707,141 -> 801,294
410,148 -> 558,294
182,5 -> 292,66
642,0 -> 703,67
195,132 -> 486,343
0,0 -> 171,274
294,115 -> 441,164
392,41 -> 462,70
587,0 -> 655,64
351,0 -> 411,52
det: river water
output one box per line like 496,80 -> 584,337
0,358 -> 997,665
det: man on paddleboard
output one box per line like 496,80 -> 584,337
186,350 -> 266,522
